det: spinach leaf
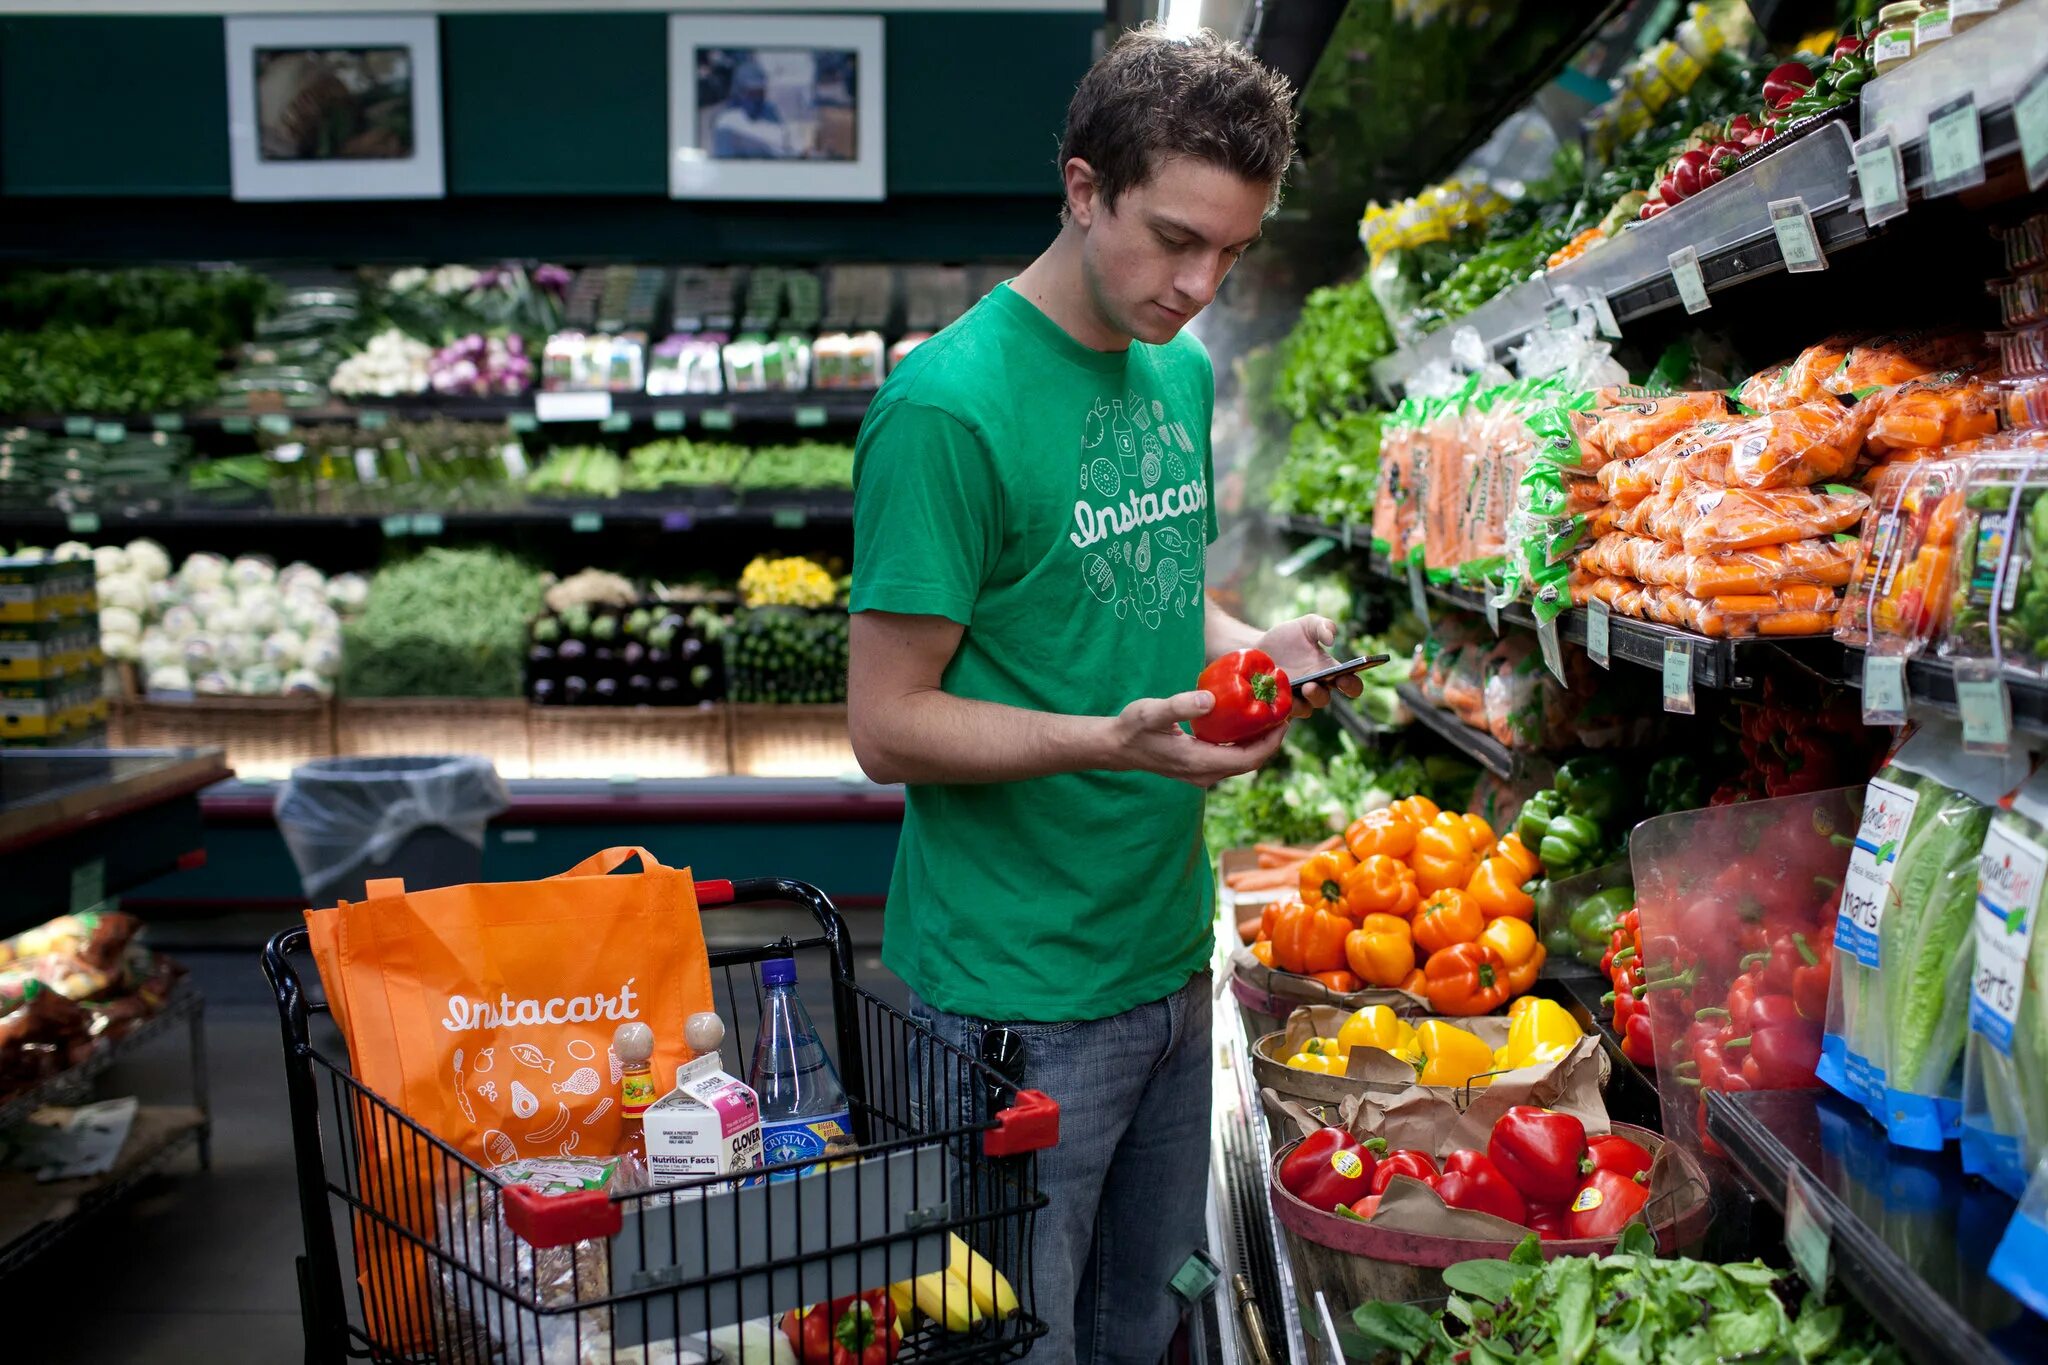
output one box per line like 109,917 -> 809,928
1351,1301 -> 1432,1359
1442,1257 -> 1537,1303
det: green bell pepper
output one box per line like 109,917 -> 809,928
1537,812 -> 1603,879
1644,754 -> 1705,815
1554,756 -> 1630,824
1515,790 -> 1563,849
1569,886 -> 1635,964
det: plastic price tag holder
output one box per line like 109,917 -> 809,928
1170,1248 -> 1222,1305
62,416 -> 93,437
1853,130 -> 1908,226
259,413 -> 293,435
221,415 -> 255,436
1275,536 -> 1336,577
608,772 -> 640,788
409,512 -> 444,537
93,423 -> 127,445
66,513 -> 100,536
772,507 -> 807,530
1408,560 -> 1432,628
1547,299 -> 1573,332
1926,94 -> 1986,198
1784,1173 -> 1832,1297
1591,292 -> 1622,340
69,857 -> 104,915
2019,60 -> 2048,193
357,408 -> 389,430
653,408 -> 687,432
151,413 -> 185,433
1769,197 -> 1826,273
508,411 -> 539,433
571,512 -> 604,533
701,407 -> 737,431
1340,521 -> 1355,552
1861,654 -> 1908,726
1956,669 -> 2013,754
1538,617 -> 1566,684
1662,640 -> 1696,715
1482,578 -> 1502,636
1669,246 -> 1710,314
1970,820 -> 2045,1055
599,412 -> 632,434
536,390 -> 612,423
794,404 -> 828,429
1587,598 -> 1612,668
380,514 -> 411,538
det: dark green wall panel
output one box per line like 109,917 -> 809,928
442,13 -> 669,196
0,16 -> 230,196
884,12 -> 1093,196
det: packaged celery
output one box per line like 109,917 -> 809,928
1962,769 -> 2048,1197
1823,720 -> 2030,1143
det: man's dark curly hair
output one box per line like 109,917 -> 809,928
1058,25 -> 1296,215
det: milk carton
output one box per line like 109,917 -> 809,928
643,1052 -> 763,1183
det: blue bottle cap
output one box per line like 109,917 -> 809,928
761,957 -> 798,987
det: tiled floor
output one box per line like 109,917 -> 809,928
10,908 -> 901,1364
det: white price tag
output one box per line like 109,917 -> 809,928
1972,822 -> 2047,1055
1483,581 -> 1501,636
1861,654 -> 1907,724
1587,599 -> 1612,669
1785,1176 -> 1833,1296
1925,94 -> 1986,198
1854,130 -> 1908,226
1839,775 -> 1921,967
534,390 -> 613,423
1669,246 -> 1710,314
1590,292 -> 1622,339
69,858 -> 105,914
1769,197 -> 1826,272
1547,300 -> 1573,332
1661,641 -> 1694,714
2018,61 -> 2048,193
1538,618 -> 1567,684
1958,675 -> 2013,753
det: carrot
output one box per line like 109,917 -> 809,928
1314,834 -> 1343,852
1237,915 -> 1264,944
1226,866 -> 1304,891
1256,842 -> 1316,863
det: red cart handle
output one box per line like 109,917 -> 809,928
503,1184 -> 622,1249
986,1089 -> 1060,1157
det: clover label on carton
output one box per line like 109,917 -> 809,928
644,1053 -> 763,1182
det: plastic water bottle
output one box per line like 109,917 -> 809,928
747,957 -> 854,1179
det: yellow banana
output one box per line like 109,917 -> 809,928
947,1233 -> 1019,1320
912,1269 -> 977,1332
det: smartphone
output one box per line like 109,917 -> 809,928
1289,654 -> 1389,696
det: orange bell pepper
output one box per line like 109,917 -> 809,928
1465,855 -> 1536,923
1251,940 -> 1274,968
1272,901 -> 1351,975
1411,812 -> 1482,894
1389,795 -> 1440,826
1299,848 -> 1362,917
1460,813 -> 1494,847
1478,916 -> 1544,995
1423,942 -> 1511,1015
1398,968 -> 1427,996
1259,902 -> 1283,941
1343,854 -> 1417,918
1312,969 -> 1362,994
1344,810 -> 1417,861
1412,888 -> 1483,955
1492,832 -> 1541,882
1344,912 -> 1416,988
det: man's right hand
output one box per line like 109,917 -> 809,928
1108,690 -> 1288,788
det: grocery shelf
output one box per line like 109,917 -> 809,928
1838,647 -> 2048,739
1861,0 -> 2045,188
1392,682 -> 1520,781
1706,1087 -> 2048,1365
0,1104 -> 209,1281
0,495 -> 856,538
0,980 -> 204,1132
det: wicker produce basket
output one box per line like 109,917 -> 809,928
118,695 -> 335,780
334,698 -> 532,778
528,703 -> 730,779
727,702 -> 858,777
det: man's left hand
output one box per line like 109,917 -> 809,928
1255,615 -> 1365,720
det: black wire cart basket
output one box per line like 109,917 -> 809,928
263,875 -> 1060,1364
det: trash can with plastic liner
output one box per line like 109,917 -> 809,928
276,755 -> 510,905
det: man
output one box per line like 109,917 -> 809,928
848,26 -> 1356,1362
710,59 -> 791,159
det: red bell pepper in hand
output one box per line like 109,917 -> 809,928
1582,1134 -> 1653,1182
1191,649 -> 1290,745
1368,1148 -> 1441,1195
784,1290 -> 902,1365
1277,1128 -> 1383,1212
1565,1168 -> 1651,1239
1438,1149 -> 1529,1225
1488,1106 -> 1589,1206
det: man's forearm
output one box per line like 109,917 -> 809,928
1204,595 -> 1264,661
850,687 -> 1116,785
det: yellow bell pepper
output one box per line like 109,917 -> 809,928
1478,916 -> 1545,995
1495,996 -> 1583,1070
1412,811 -> 1482,893
1285,1049 -> 1342,1074
1414,1019 -> 1496,1089
1336,1004 -> 1420,1063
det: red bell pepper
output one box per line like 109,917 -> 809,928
784,1290 -> 901,1365
1565,1168 -> 1651,1239
1525,1203 -> 1568,1240
1582,1134 -> 1652,1182
1791,933 -> 1831,1021
1747,993 -> 1811,1035
1488,1106 -> 1589,1206
1339,1194 -> 1381,1221
1368,1148 -> 1440,1195
1738,1020 -> 1824,1089
1277,1128 -> 1383,1212
1723,970 -> 1762,1034
1191,648 -> 1290,745
1438,1149 -> 1529,1225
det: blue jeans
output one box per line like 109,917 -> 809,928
908,971 -> 1212,1364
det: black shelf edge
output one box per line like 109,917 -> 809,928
1705,1088 -> 2048,1365
1839,645 -> 2048,739
1326,691 -> 1388,747
0,498 -> 856,535
0,391 -> 875,434
0,983 -> 205,1132
1392,682 -> 1520,780
0,1113 -> 207,1280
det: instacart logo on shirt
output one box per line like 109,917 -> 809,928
1069,392 -> 1205,631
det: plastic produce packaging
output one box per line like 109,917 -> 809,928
1821,720 -> 2030,1148
1528,387 -> 1726,475
1677,402 -> 1874,489
1943,448 -> 2048,691
275,756 -> 511,905
1962,768 -> 2048,1198
1833,459 -> 1963,657
1619,481 -> 1870,553
1577,532 -> 1857,597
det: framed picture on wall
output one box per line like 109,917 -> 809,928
224,14 -> 445,201
668,15 -> 885,201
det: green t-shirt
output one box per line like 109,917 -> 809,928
851,283 -> 1218,1023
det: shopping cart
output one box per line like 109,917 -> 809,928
264,875 -> 1061,1364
